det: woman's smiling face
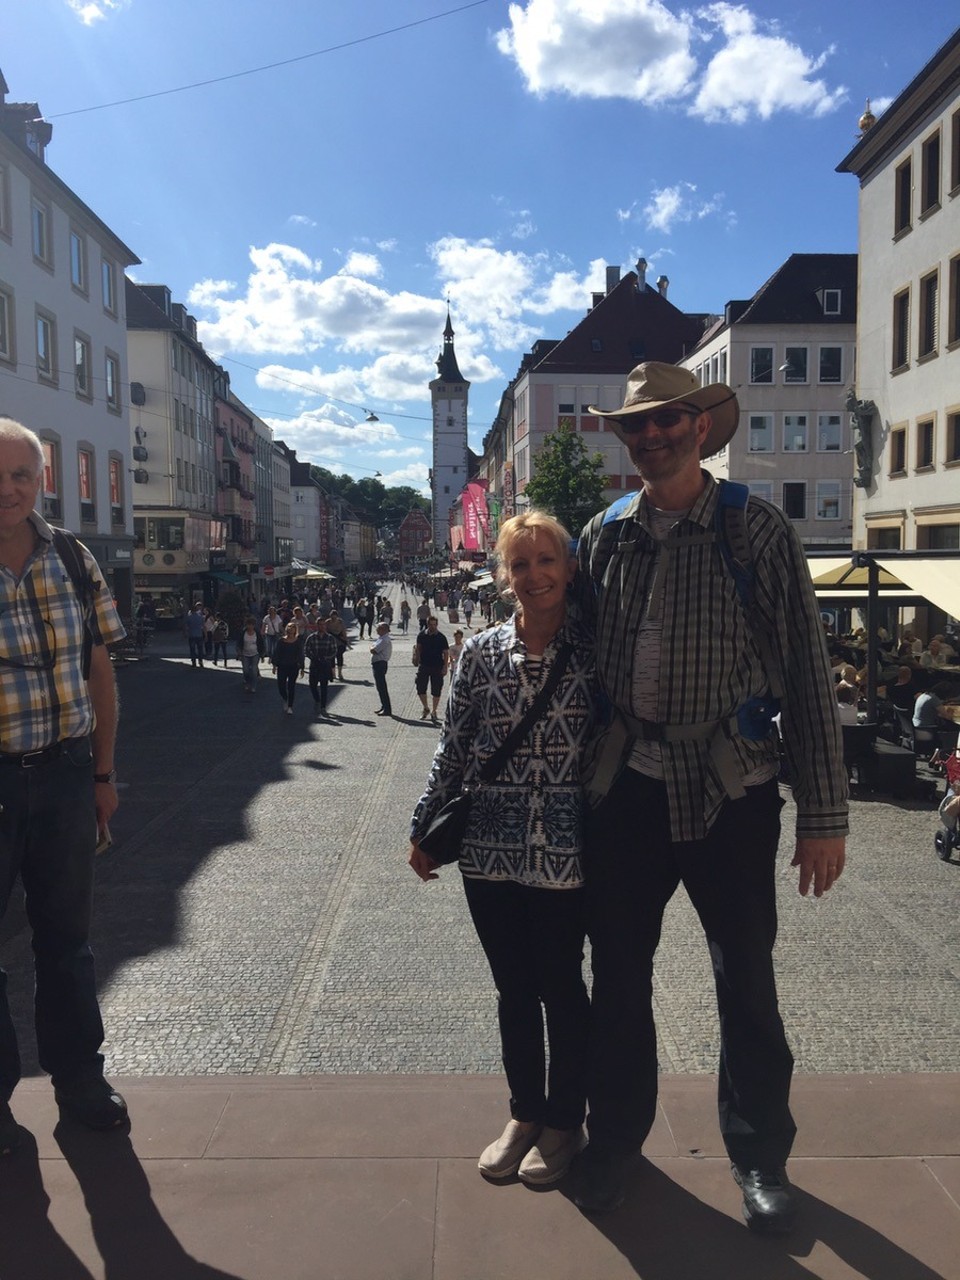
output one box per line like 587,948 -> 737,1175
505,529 -> 574,620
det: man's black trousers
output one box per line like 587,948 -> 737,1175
583,771 -> 796,1170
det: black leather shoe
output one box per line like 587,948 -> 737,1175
0,1100 -> 20,1155
571,1144 -> 631,1213
731,1164 -> 796,1234
55,1077 -> 129,1130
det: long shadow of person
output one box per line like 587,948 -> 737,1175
0,1127 -> 95,1280
54,1121 -> 246,1280
564,1159 -> 948,1280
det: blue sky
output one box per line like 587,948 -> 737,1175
6,2 -> 958,491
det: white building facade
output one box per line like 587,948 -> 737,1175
0,73 -> 139,610
838,31 -> 960,561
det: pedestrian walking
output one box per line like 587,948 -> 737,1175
371,622 -> 393,716
304,618 -> 338,715
261,606 -> 283,662
237,617 -> 265,694
185,603 -> 205,667
273,621 -> 302,714
413,616 -> 449,724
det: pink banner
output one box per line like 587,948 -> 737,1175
466,481 -> 489,540
462,487 -> 480,550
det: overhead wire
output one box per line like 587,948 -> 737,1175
40,1 -> 493,120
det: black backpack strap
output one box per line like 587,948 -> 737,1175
51,528 -> 96,679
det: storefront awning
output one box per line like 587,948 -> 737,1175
875,558 -> 960,621
806,554 -> 960,619
205,570 -> 248,585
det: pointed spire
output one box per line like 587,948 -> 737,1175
436,304 -> 466,383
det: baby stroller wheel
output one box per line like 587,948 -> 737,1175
935,830 -> 951,861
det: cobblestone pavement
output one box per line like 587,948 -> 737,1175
2,586 -> 958,1078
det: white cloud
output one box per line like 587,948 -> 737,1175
496,0 -> 696,106
867,96 -> 893,117
692,4 -> 847,123
376,238 -> 398,252
66,0 -> 127,23
614,182 -> 733,233
495,0 -> 845,122
339,252 -> 383,279
288,214 -> 317,228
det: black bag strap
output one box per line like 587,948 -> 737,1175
51,528 -> 95,679
478,642 -> 572,783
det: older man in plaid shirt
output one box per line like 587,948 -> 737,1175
571,365 -> 848,1233
0,418 -> 128,1154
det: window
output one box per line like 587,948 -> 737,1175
782,347 -> 807,382
105,353 -> 120,411
41,439 -> 61,521
948,256 -> 960,346
892,289 -> 910,369
947,412 -> 960,464
747,482 -> 772,502
101,258 -> 116,313
580,385 -> 598,413
748,414 -> 774,452
69,230 -> 87,293
894,158 -> 912,234
890,427 -> 906,475
36,311 -> 57,383
952,108 -> 960,193
558,386 -> 575,413
0,165 -> 9,238
31,198 -> 52,265
749,347 -> 773,383
78,448 -> 95,522
783,482 -> 807,520
821,289 -> 841,316
74,333 -> 92,399
782,414 -> 808,452
819,346 -> 842,383
816,481 -> 841,520
0,287 -> 13,365
109,457 -> 123,522
916,419 -> 935,470
817,414 -> 842,452
176,457 -> 183,488
921,129 -> 941,214
918,270 -> 939,357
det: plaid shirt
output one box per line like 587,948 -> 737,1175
303,630 -> 338,667
0,513 -> 125,753
577,474 -> 848,842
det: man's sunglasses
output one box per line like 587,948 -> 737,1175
615,406 -> 701,434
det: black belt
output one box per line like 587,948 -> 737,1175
0,742 -> 65,768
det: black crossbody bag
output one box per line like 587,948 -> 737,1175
417,643 -> 572,865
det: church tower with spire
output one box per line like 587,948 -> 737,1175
428,308 -> 470,554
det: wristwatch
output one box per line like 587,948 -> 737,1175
93,769 -> 117,784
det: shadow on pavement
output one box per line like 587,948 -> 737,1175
562,1160 -> 948,1280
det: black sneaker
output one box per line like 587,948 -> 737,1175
571,1144 -> 630,1213
731,1164 -> 796,1234
0,1100 -> 20,1155
55,1077 -> 129,1130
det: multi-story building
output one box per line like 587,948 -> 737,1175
481,263 -> 707,511
398,509 -> 432,564
213,375 -> 257,582
685,253 -> 858,547
0,70 -> 140,611
837,26 -> 960,634
251,409 -> 275,598
126,280 -> 226,613
429,310 -> 469,552
271,440 -> 293,590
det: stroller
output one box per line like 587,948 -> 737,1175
934,749 -> 960,862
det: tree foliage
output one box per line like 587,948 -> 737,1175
523,420 -> 608,536
308,467 -> 429,531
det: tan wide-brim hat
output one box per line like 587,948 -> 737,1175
588,361 -> 740,458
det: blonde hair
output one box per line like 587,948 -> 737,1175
494,511 -> 574,598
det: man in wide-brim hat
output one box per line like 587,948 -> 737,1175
571,361 -> 848,1231
587,360 -> 739,462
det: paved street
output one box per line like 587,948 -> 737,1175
3,586 -> 959,1080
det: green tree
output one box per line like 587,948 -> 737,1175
523,420 -> 608,535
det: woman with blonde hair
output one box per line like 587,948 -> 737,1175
410,511 -> 598,1188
